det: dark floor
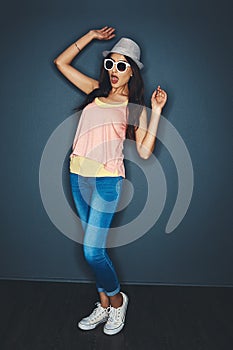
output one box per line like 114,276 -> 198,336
0,280 -> 233,350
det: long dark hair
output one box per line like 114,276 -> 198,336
74,53 -> 145,140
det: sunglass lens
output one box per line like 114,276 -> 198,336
105,60 -> 113,70
117,62 -> 127,72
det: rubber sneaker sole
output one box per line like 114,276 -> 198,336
78,317 -> 108,330
103,322 -> 125,335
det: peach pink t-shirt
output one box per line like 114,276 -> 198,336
69,97 -> 128,178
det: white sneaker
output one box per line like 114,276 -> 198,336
103,292 -> 129,335
78,302 -> 110,330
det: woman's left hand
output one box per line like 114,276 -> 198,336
151,85 -> 168,111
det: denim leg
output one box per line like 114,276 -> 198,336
84,247 -> 121,296
69,173 -> 92,232
83,176 -> 123,297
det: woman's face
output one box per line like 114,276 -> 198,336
107,53 -> 133,89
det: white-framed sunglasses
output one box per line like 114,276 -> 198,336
104,58 -> 131,73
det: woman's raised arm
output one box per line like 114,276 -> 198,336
54,27 -> 115,95
135,85 -> 168,159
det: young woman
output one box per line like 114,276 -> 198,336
54,26 -> 167,336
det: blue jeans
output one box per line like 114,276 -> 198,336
69,173 -> 123,297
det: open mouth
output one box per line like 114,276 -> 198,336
111,75 -> 119,84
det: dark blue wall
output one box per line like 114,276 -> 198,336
0,0 -> 232,286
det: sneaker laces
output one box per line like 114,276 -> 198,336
89,302 -> 109,321
107,305 -> 122,322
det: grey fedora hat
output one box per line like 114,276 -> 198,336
102,37 -> 144,69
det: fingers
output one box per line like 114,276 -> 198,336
108,34 -> 116,40
152,86 -> 160,98
105,27 -> 115,37
151,85 -> 167,107
106,28 -> 115,37
152,85 -> 161,96
99,26 -> 111,32
151,90 -> 157,99
100,26 -> 115,34
105,26 -> 115,32
155,85 -> 166,97
100,26 -> 108,31
98,26 -> 115,40
156,85 -> 162,94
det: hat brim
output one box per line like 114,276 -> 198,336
102,50 -> 144,70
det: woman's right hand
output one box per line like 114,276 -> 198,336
90,26 -> 116,41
